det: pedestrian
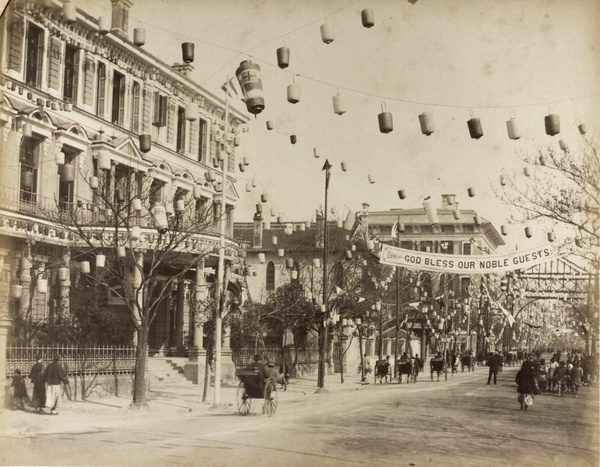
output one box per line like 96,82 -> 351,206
384,355 -> 392,383
44,355 -> 68,415
515,362 -> 536,411
10,369 -> 28,410
547,357 -> 558,392
555,361 -> 569,397
29,355 -> 46,412
570,361 -> 584,398
487,351 -> 500,385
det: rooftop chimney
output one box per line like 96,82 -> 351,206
441,194 -> 456,210
111,0 -> 132,39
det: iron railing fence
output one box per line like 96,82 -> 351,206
232,346 -> 320,369
6,345 -> 136,378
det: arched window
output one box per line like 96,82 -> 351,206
266,261 -> 275,291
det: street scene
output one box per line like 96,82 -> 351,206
0,0 -> 598,466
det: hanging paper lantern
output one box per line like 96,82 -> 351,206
150,204 -> 169,234
361,9 -> 374,28
578,123 -> 587,135
60,163 -> 75,182
205,170 -> 216,182
336,218 -> 343,228
525,226 -> 532,238
278,249 -> 284,257
538,155 -> 546,166
264,220 -> 271,230
341,162 -> 347,172
523,167 -> 531,177
37,278 -> 48,294
367,240 -> 374,250
116,246 -> 126,258
185,103 -> 198,122
559,139 -> 568,151
398,222 -> 405,233
544,113 -> 560,136
313,258 -> 321,268
453,209 -> 460,220
277,215 -> 283,223
63,1 -> 76,23
79,261 -> 90,274
506,117 -> 521,140
130,225 -> 142,241
182,42 -> 195,63
276,47 -> 290,69
245,183 -> 251,192
238,163 -> 245,173
98,15 -> 110,34
286,258 -> 294,269
291,270 -> 298,280
235,60 -> 265,115
137,134 -> 151,153
284,223 -> 294,235
96,254 -> 106,268
11,284 -> 22,299
501,225 -> 508,236
234,135 -> 240,147
378,103 -> 393,133
55,150 -> 65,166
575,238 -> 583,248
256,203 -> 262,214
345,250 -> 352,260
320,22 -> 334,44
548,232 -> 556,242
299,223 -> 305,232
258,253 -> 266,263
176,199 -> 185,212
290,134 -> 297,145
474,215 -> 481,226
243,156 -> 250,166
367,174 -> 375,184
332,92 -> 346,115
58,267 -> 70,281
191,185 -> 203,200
287,83 -> 301,104
89,176 -> 99,190
272,235 -> 278,245
467,117 -> 483,139
418,112 -> 435,136
422,197 -> 438,225
97,150 -> 111,171
133,28 -> 146,47
467,187 -> 475,197
266,121 -> 273,130
397,189 -> 406,200
499,175 -> 506,186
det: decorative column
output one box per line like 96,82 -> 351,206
173,280 -> 188,355
0,313 -> 12,410
19,244 -> 32,319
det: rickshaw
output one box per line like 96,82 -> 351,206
375,360 -> 391,383
430,356 -> 448,381
397,358 -> 413,384
461,353 -> 475,372
235,368 -> 278,416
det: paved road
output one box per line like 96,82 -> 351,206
1,365 -> 598,467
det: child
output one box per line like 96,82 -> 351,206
555,361 -> 569,397
10,369 -> 28,410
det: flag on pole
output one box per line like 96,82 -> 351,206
221,77 -> 239,97
499,303 -> 515,327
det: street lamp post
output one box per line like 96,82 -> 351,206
318,160 -> 332,390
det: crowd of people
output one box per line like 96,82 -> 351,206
9,355 -> 70,415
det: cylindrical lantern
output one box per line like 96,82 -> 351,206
276,47 -> 290,69
238,163 -> 246,173
559,139 -> 568,151
176,199 -> 185,212
290,135 -> 297,144
150,204 -> 169,234
523,167 -> 531,177
89,176 -> 99,190
130,225 -> 142,241
418,112 -> 435,136
398,222 -> 405,233
336,218 -> 343,228
21,122 -> 32,138
332,93 -> 346,115
398,189 -> 406,200
61,164 -> 75,182
345,250 -> 352,260
474,215 -> 481,226
320,22 -> 334,44
453,209 -> 460,220
80,261 -> 90,274
12,284 -> 23,299
278,249 -> 284,257
55,151 -> 65,166
548,232 -> 556,242
467,117 -> 483,139
341,161 -> 347,172
97,150 -> 111,171
131,197 -> 142,211
96,254 -> 105,268
37,278 -> 48,294
256,203 -> 262,214
261,193 -> 267,203
361,9 -> 374,28
117,246 -> 126,258
266,121 -> 273,130
368,174 -> 375,184
505,117 -> 520,140
185,103 -> 198,122
234,135 -> 240,147
313,147 -> 320,158
192,184 -> 203,199
291,270 -> 298,280
182,42 -> 194,63
467,187 -> 475,197
63,1 -> 76,23
422,197 -> 438,225
258,253 -> 266,263
313,258 -> 321,268
367,240 -> 374,250
578,123 -> 587,135
133,28 -> 145,46
115,187 -> 125,203
264,220 -> 271,230
272,235 -> 278,245
545,114 -> 560,136
98,15 -> 110,34
525,226 -> 532,238
286,258 -> 294,269
499,175 -> 506,186
140,135 -> 152,153
21,171 -> 34,189
205,170 -> 216,182
58,267 -> 70,281
287,83 -> 301,104
378,103 -> 393,133
235,60 -> 265,115
539,155 -> 546,166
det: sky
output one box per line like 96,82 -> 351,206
13,0 -> 600,251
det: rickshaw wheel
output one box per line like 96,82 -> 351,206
263,379 -> 278,416
237,382 -> 252,415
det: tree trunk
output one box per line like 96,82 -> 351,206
131,326 -> 149,407
202,347 -> 210,402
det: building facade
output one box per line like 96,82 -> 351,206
0,0 -> 247,373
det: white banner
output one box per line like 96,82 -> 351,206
379,243 -> 566,274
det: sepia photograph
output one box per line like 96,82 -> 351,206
0,0 -> 598,465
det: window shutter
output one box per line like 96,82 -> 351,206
72,48 -> 80,104
152,91 -> 160,126
47,38 -> 61,90
159,95 -> 167,126
189,119 -> 198,155
166,101 -> 175,144
82,55 -> 95,106
8,19 -> 24,72
142,88 -> 152,132
227,147 -> 235,172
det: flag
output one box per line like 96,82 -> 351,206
357,297 -> 365,303
408,301 -> 420,309
499,303 -> 515,327
221,77 -> 239,97
335,286 -> 343,295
